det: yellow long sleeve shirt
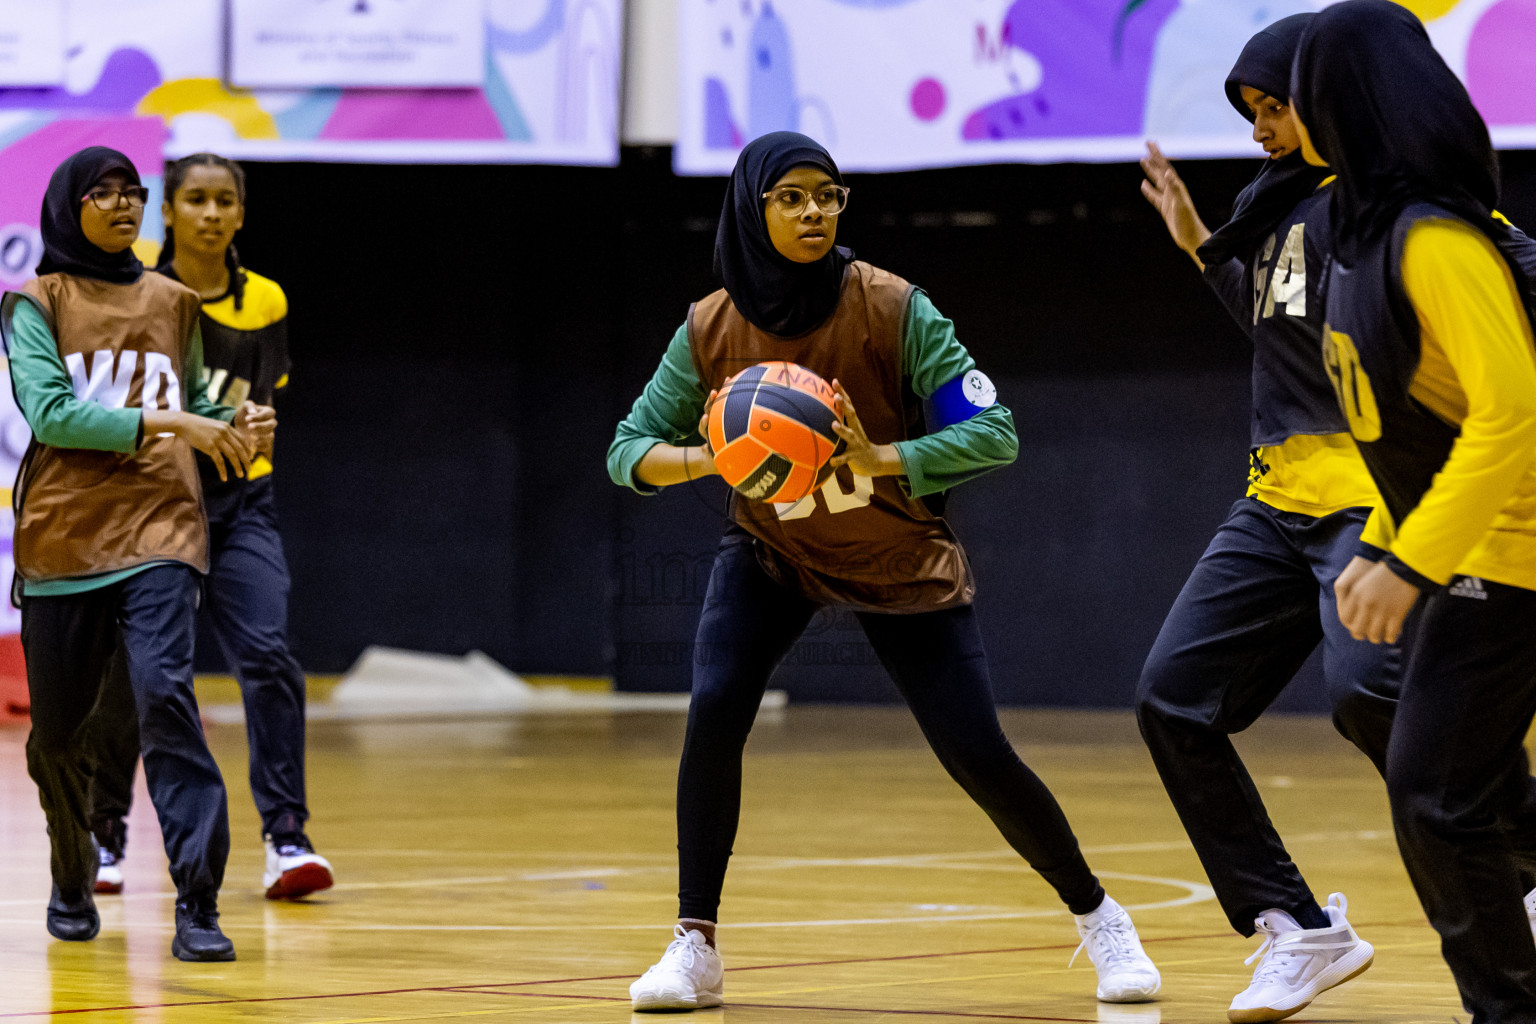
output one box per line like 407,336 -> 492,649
1362,219 -> 1536,591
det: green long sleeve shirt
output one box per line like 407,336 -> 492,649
7,299 -> 234,595
608,291 -> 1017,499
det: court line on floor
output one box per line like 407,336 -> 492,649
0,920 -> 1429,1019
118,871 -> 1213,934
0,829 -> 1396,909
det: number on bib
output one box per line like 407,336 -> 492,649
1261,222 -> 1306,320
773,472 -> 874,520
1322,328 -> 1382,442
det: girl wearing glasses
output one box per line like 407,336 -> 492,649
1293,3 -> 1536,1019
609,132 -> 1160,1012
0,147 -> 272,961
83,153 -> 334,905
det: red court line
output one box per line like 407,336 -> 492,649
0,919 -> 1430,1018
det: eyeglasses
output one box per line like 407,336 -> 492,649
761,184 -> 851,217
81,187 -> 150,211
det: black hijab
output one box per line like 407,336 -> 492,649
1198,14 -> 1328,267
1291,0 -> 1501,266
36,146 -> 145,284
713,132 -> 853,337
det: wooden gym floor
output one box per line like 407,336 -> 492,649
0,702 -> 1476,1022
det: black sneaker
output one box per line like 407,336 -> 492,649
46,885 -> 99,941
172,897 -> 236,962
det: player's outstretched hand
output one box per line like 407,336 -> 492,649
1141,142 -> 1212,267
829,380 -> 901,477
1335,555 -> 1419,644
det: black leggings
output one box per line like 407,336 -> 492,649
676,531 -> 1103,922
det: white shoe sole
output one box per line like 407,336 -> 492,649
630,987 -> 724,1011
1227,940 -> 1374,1023
1098,975 -> 1162,1003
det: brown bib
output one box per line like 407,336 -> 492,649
688,261 -> 973,612
8,273 -> 208,583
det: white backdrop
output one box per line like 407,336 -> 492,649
675,0 -> 1536,174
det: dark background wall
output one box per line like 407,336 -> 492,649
221,148 -> 1536,710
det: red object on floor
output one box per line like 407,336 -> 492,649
0,632 -> 28,721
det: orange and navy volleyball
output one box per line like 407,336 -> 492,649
707,361 -> 844,503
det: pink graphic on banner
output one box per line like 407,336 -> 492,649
0,118 -> 168,281
962,0 -> 1177,140
910,78 -> 946,121
1466,0 -> 1536,124
319,89 -> 506,141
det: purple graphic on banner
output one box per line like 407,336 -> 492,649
704,78 -> 744,148
701,2 -> 834,154
748,2 -> 798,137
0,49 -> 161,113
962,0 -> 1177,140
488,0 -> 566,54
1467,0 -> 1536,125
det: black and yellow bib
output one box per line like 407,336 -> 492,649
160,267 -> 289,493
1321,202 -> 1535,531
1247,184 -> 1350,447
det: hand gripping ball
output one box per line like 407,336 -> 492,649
707,361 -> 845,503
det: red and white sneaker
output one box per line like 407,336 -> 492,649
94,847 -> 124,895
263,836 -> 334,900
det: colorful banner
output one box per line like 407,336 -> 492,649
0,1 -> 622,174
675,0 -> 1536,174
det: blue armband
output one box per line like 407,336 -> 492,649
928,369 -> 997,428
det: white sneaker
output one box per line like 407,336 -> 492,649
94,846 -> 123,895
1072,896 -> 1162,1003
1524,886 -> 1536,947
629,925 -> 724,1011
263,838 -> 335,901
1227,893 -> 1374,1023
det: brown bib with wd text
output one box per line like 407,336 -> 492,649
9,273 -> 208,583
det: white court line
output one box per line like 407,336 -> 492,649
80,869 -> 1214,933
0,829 -> 1391,910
